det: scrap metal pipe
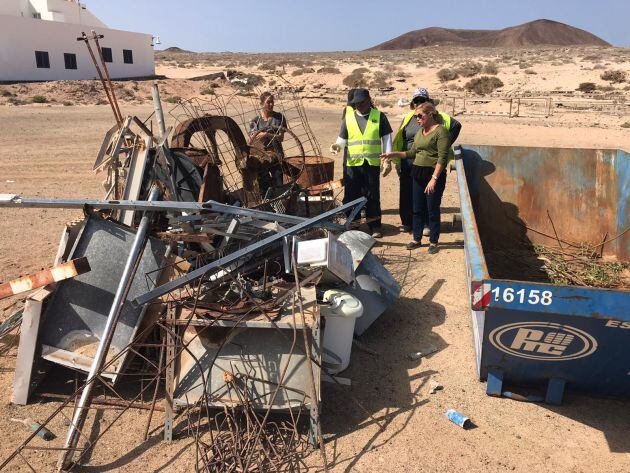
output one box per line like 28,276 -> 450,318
0,195 -> 315,226
152,82 -> 167,140
57,187 -> 160,471
0,257 -> 91,301
133,197 -> 367,306
91,30 -> 123,126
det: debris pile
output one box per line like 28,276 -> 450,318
0,81 -> 400,472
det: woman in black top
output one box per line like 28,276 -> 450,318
248,92 -> 288,197
249,92 -> 287,158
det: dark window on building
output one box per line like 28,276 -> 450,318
35,51 -> 50,68
101,47 -> 113,63
64,53 -> 77,70
33,12 -> 41,19
123,49 -> 133,64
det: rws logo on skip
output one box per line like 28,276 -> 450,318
489,322 -> 598,361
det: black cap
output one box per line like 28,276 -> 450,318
348,88 -> 370,106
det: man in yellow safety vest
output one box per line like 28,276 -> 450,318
392,88 -> 461,233
331,88 -> 393,238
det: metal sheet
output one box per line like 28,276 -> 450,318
345,251 -> 401,335
358,252 -> 401,301
173,287 -> 320,410
12,287 -> 54,405
38,216 -> 166,381
338,230 -> 376,270
120,135 -> 151,226
346,274 -> 389,336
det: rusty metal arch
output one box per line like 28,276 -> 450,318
171,115 -> 250,170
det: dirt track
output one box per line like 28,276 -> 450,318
0,104 -> 629,472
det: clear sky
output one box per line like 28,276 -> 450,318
87,0 -> 630,52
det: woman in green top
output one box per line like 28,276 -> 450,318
381,102 -> 450,252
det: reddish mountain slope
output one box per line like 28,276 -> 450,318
367,19 -> 610,50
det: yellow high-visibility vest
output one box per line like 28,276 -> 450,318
346,108 -> 382,167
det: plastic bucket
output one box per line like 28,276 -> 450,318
320,290 -> 363,374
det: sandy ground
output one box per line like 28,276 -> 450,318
0,99 -> 629,473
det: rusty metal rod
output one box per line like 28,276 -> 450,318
37,393 -> 165,412
76,32 -> 121,127
91,30 -> 123,125
0,257 -> 90,301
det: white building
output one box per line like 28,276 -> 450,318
0,0 -> 155,82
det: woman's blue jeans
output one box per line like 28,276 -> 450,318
411,166 -> 447,243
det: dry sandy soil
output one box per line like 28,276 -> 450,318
0,46 -> 629,472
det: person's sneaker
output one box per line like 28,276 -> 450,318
428,243 -> 439,254
371,231 -> 383,239
422,226 -> 430,237
406,240 -> 422,250
399,225 -> 412,233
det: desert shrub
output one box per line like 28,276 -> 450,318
31,95 -> 48,103
352,67 -> 369,74
7,97 -> 25,106
0,88 -> 13,97
226,70 -> 265,90
415,60 -> 427,67
258,62 -> 277,71
598,85 -> 615,92
600,70 -> 626,83
621,122 -> 630,128
577,82 -> 597,93
291,67 -> 315,76
518,62 -> 532,69
62,101 -> 73,106
456,61 -> 483,77
482,63 -> 499,75
369,71 -> 390,89
96,99 -> 108,105
592,64 -> 605,70
317,66 -> 341,74
464,76 -> 504,95
437,68 -> 458,82
342,70 -> 367,88
581,54 -> 601,62
200,87 -> 215,95
447,84 -> 464,92
118,88 -> 135,100
523,69 -> 537,75
165,96 -> 181,104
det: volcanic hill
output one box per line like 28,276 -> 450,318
367,19 -> 611,50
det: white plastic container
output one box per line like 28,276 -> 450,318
320,290 -> 363,374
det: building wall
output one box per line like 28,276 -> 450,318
0,14 -> 155,81
30,0 -> 107,28
0,0 -> 30,17
0,0 -> 106,27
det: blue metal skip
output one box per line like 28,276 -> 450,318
456,145 -> 630,401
